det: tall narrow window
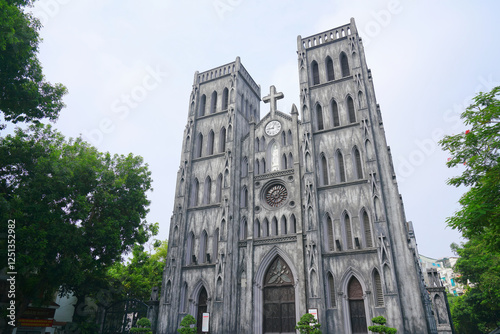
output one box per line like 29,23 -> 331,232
261,136 -> 266,152
222,88 -> 229,110
190,178 -> 199,207
203,176 -> 211,205
289,214 -> 296,234
288,153 -> 294,169
340,52 -> 350,77
219,127 -> 226,153
255,137 -> 260,152
287,130 -> 292,146
213,228 -> 219,261
363,211 -> 373,247
344,213 -> 353,249
316,104 -> 324,130
271,217 -> 278,236
216,174 -> 222,202
326,56 -> 334,81
326,214 -> 334,251
320,154 -> 329,186
311,60 -> 320,85
347,96 -> 356,123
240,186 -> 248,207
260,158 -> 266,174
281,154 -> 287,170
336,150 -> 346,182
241,157 -> 248,177
331,100 -> 340,127
374,269 -> 383,306
199,230 -> 207,263
180,282 -> 188,312
210,91 -> 217,114
280,216 -> 287,235
254,219 -> 261,238
255,159 -> 260,175
199,94 -> 206,117
240,218 -> 247,240
281,131 -> 286,146
328,273 -> 336,307
262,218 -> 269,237
195,133 -> 203,158
207,130 -> 214,155
354,147 -> 363,179
186,232 -> 195,264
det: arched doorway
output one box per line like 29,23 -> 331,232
196,286 -> 208,334
263,256 -> 295,333
348,277 -> 368,334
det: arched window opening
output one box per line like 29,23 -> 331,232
358,90 -> 364,109
216,174 -> 222,202
195,133 -> 203,158
340,52 -> 350,77
328,273 -> 336,308
326,56 -> 334,81
327,214 -> 334,251
255,137 -> 260,152
254,219 -> 261,238
213,228 -> 219,261
262,218 -> 269,237
240,186 -> 248,207
354,147 -> 363,179
261,136 -> 266,152
288,153 -> 294,169
311,60 -> 320,85
255,159 -> 260,175
374,269 -> 384,306
190,178 -> 199,207
280,216 -> 287,235
289,214 -> 296,234
199,94 -> 206,117
196,287 -> 208,331
224,169 -> 229,188
384,264 -> 393,292
347,96 -> 356,123
320,154 -> 329,186
287,130 -> 292,146
260,158 -> 266,174
203,176 -> 211,205
316,104 -> 324,130
271,217 -> 278,236
240,218 -> 247,240
219,127 -> 226,153
222,88 -> 229,110
336,150 -> 346,182
180,282 -> 188,312
363,210 -> 373,247
207,130 -> 214,155
173,225 -> 179,247
199,230 -> 208,263
331,100 -> 340,127
281,154 -> 287,170
310,270 -> 318,297
281,131 -> 286,146
344,213 -> 353,249
216,277 -> 222,301
241,157 -> 248,177
210,91 -> 218,114
186,232 -> 195,264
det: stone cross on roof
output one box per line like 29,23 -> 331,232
262,85 -> 284,113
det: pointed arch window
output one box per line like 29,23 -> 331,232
311,60 -> 320,85
199,94 -> 206,117
289,214 -> 296,234
199,230 -> 208,263
358,90 -> 364,109
316,104 -> 324,130
336,150 -> 346,182
374,269 -> 384,306
262,218 -> 269,237
240,186 -> 248,207
241,157 -> 248,177
260,158 -> 266,174
288,153 -> 294,169
344,212 -> 353,249
216,174 -> 222,202
255,159 -> 260,175
320,154 -> 329,186
207,130 -> 214,155
354,146 -> 363,179
362,210 -> 373,247
280,216 -> 287,235
254,219 -> 261,238
327,214 -> 334,251
287,130 -> 292,146
180,282 -> 188,312
327,272 -> 336,307
281,131 -> 286,146
240,218 -> 247,240
186,232 -> 195,264
331,100 -> 340,127
219,127 -> 226,153
261,136 -> 266,152
210,91 -> 217,114
195,133 -> 203,158
222,88 -> 229,110
281,154 -> 287,170
255,137 -> 260,152
340,52 -> 350,77
271,217 -> 278,236
190,178 -> 199,207
213,228 -> 219,261
347,96 -> 356,123
326,56 -> 334,81
203,176 -> 211,205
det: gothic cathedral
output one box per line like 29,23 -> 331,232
157,18 -> 452,334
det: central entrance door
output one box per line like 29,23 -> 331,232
263,256 -> 295,334
348,277 -> 368,334
196,287 -> 208,334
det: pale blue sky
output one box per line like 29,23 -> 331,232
26,0 -> 500,258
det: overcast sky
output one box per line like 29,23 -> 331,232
22,0 -> 500,259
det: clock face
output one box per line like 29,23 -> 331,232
265,120 -> 282,136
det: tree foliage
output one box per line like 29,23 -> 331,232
368,316 -> 397,334
177,314 -> 197,334
130,317 -> 152,334
0,0 -> 67,128
295,313 -> 322,334
440,86 -> 500,333
0,124 -> 153,317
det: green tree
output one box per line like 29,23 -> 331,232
0,124 -> 153,323
107,232 -> 168,301
295,313 -> 322,334
439,86 -> 500,333
0,0 -> 67,129
130,317 -> 152,334
177,314 -> 197,334
368,316 -> 397,334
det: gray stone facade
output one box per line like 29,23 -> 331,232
157,18 -> 449,334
